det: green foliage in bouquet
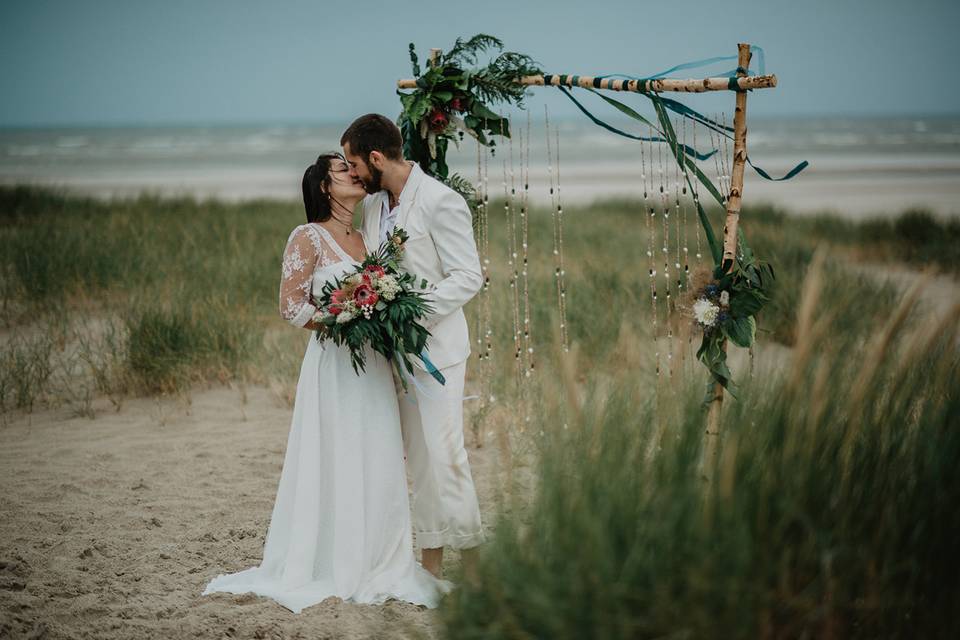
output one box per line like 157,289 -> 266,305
398,34 -> 540,196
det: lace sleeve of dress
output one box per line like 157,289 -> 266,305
278,225 -> 335,327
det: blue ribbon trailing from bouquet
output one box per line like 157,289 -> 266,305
392,350 -> 445,407
396,351 -> 446,405
418,351 -> 446,385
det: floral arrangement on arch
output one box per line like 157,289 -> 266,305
395,33 -> 780,400
397,34 -> 540,198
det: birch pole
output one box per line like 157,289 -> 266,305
398,73 -> 777,93
701,43 -> 752,482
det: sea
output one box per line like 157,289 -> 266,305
2,115 -> 959,218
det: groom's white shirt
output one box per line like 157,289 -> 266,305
379,199 -> 401,244
361,162 -> 483,371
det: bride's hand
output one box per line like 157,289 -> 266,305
302,317 -> 328,333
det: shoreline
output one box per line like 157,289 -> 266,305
2,173 -> 958,219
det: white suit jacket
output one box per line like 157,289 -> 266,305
361,163 -> 483,371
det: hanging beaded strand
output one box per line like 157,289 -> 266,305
642,125 -> 660,378
545,105 -> 569,355
482,139 -> 493,369
474,137 -> 484,366
717,112 -> 733,205
502,116 -> 523,386
677,116 -> 697,375
657,122 -> 674,378
679,116 -> 691,290
474,136 -> 494,408
554,123 -> 569,354
690,117 -> 704,265
673,116 -> 684,299
709,118 -> 727,207
520,109 -> 535,378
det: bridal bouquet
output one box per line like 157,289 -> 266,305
311,228 -> 445,389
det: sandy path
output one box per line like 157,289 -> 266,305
0,386 -> 503,640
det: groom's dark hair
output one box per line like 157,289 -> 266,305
340,114 -> 404,163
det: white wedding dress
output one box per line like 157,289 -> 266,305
202,223 -> 450,614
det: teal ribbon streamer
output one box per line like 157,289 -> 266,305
657,96 -> 733,134
657,96 -> 808,181
748,157 -> 809,181
600,44 -> 766,81
557,85 -> 666,143
649,94 -> 722,265
581,45 -> 806,181
558,86 -> 717,161
546,45 -> 809,269
418,352 -> 446,385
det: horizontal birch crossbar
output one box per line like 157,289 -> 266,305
396,73 -> 777,93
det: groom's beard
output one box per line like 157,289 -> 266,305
362,165 -> 383,194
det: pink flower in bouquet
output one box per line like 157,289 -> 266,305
450,97 -> 466,112
329,303 -> 343,315
353,284 -> 379,307
365,264 -> 386,278
330,288 -> 346,304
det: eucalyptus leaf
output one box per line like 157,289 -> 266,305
470,101 -> 501,121
724,316 -> 755,348
729,290 -> 766,317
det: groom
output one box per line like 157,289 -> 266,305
341,114 -> 485,578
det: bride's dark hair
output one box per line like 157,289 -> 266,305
301,152 -> 345,223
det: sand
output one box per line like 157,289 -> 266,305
0,386 -> 505,640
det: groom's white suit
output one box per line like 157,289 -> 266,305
361,162 -> 485,550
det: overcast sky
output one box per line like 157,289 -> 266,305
1,0 -> 958,127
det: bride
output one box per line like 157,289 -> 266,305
202,153 -> 450,613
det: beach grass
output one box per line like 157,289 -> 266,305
0,185 -> 949,416
440,258 -> 960,639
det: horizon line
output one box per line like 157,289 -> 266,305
2,110 -> 960,131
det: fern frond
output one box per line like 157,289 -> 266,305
444,34 -> 503,66
472,52 -> 541,106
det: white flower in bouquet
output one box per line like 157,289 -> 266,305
719,290 -> 730,306
335,301 -> 358,324
376,274 -> 401,301
693,297 -> 720,327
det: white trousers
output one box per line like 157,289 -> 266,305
395,359 -> 484,550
